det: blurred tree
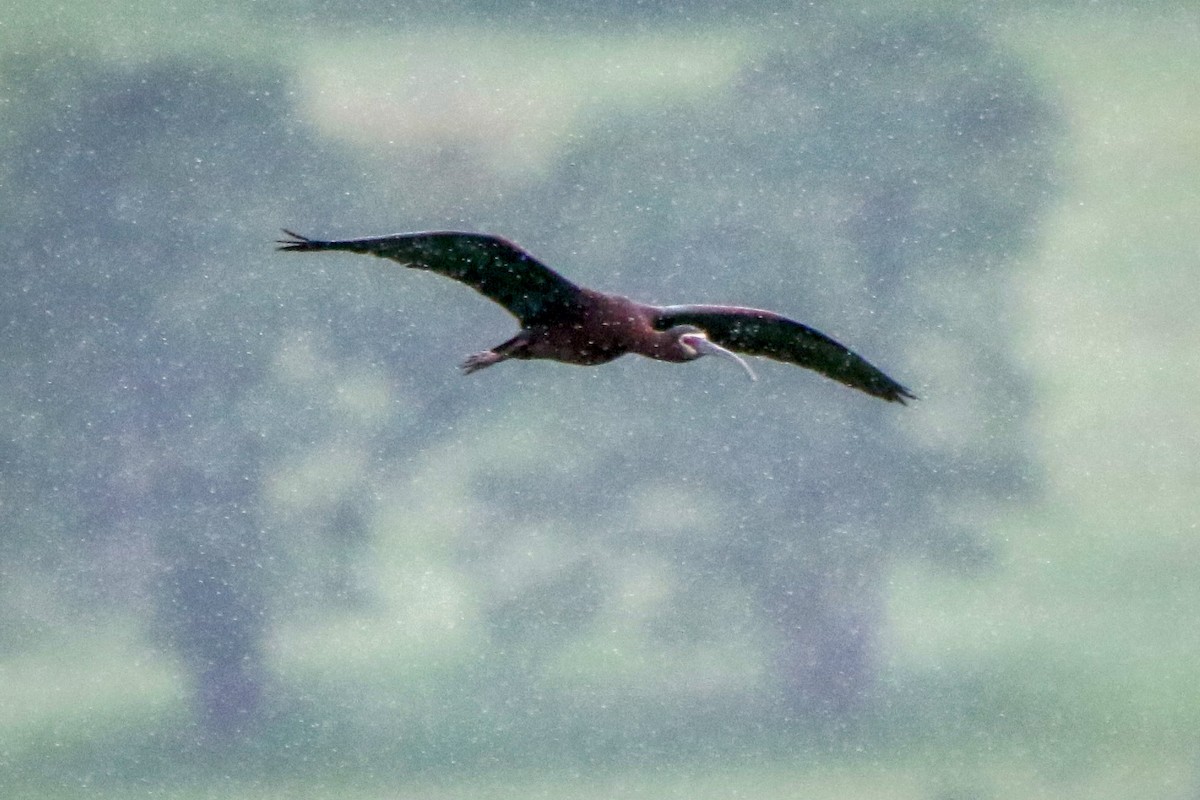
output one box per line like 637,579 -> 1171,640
0,5 -> 1061,750
467,9 -> 1061,720
0,54 -> 360,736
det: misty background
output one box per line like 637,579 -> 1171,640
2,2 -> 1197,798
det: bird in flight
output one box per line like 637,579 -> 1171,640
278,230 -> 915,403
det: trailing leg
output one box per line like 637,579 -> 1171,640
460,350 -> 505,374
459,333 -> 529,375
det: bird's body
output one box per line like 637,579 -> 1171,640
278,230 -> 915,403
480,291 -> 700,368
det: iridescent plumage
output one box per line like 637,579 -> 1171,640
278,230 -> 915,403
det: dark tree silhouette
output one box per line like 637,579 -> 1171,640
472,11 -> 1060,718
0,55 -> 356,737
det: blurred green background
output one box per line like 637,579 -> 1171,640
2,2 -> 1197,798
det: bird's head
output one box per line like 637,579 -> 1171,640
671,325 -> 757,382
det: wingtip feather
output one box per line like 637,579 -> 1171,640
276,228 -> 320,251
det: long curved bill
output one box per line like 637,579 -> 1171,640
691,336 -> 758,382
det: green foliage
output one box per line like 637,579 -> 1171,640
2,0 -> 1059,728
0,52 -> 363,734
455,8 -> 1061,714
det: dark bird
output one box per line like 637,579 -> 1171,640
278,230 -> 915,403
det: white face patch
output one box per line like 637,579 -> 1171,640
680,333 -> 704,358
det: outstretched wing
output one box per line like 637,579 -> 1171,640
654,304 -> 915,403
278,230 -> 584,324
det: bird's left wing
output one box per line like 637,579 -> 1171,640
278,230 -> 584,324
654,304 -> 915,403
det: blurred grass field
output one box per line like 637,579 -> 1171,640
2,5 -> 1198,799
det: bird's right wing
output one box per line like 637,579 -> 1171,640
654,304 -> 915,403
278,230 -> 584,324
